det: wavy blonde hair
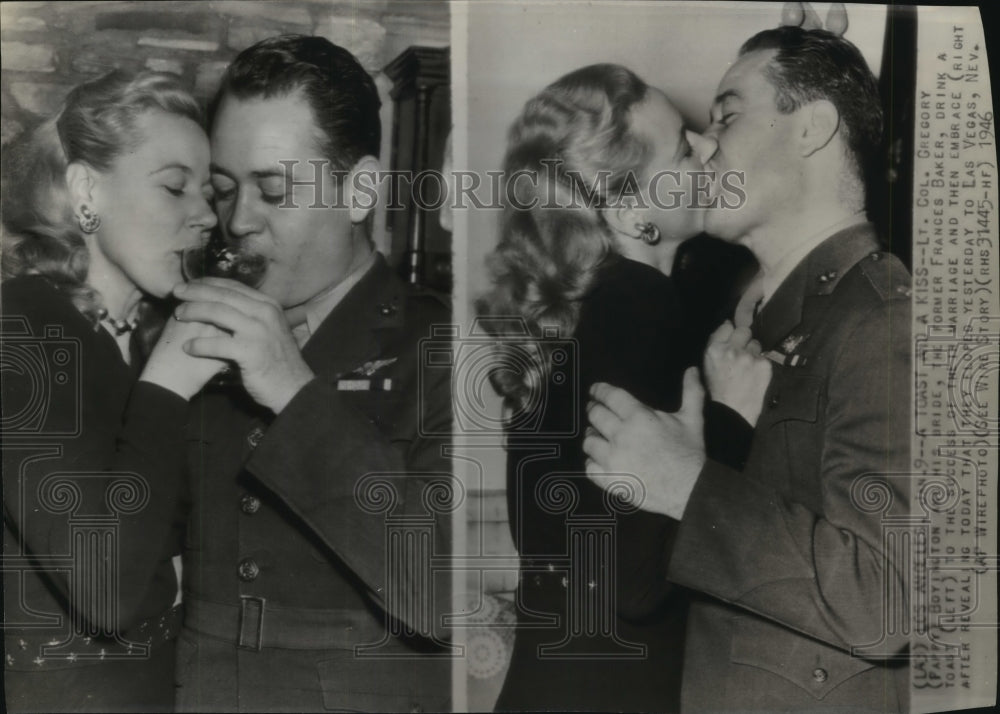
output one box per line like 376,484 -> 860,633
1,71 -> 203,326
476,64 -> 653,411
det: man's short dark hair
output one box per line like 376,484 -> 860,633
215,34 -> 381,172
740,26 -> 882,177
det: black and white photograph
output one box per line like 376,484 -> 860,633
2,1 -> 454,712
455,2 -> 996,713
1,1 -> 997,713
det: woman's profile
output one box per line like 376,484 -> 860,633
477,63 -> 717,712
2,70 -> 222,712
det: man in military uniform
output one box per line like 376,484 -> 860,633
168,36 -> 452,711
584,27 -> 911,712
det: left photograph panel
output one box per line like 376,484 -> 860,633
0,2 -> 457,712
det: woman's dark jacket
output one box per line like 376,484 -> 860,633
2,275 -> 187,712
496,256 -> 700,713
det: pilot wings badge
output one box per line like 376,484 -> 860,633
354,357 -> 398,377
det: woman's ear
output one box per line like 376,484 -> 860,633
602,201 -> 645,241
65,162 -> 97,212
346,155 -> 382,224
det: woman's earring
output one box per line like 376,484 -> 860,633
78,205 -> 101,234
636,221 -> 661,245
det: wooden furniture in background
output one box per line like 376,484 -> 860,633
384,46 -> 452,293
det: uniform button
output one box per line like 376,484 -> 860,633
870,251 -> 881,261
246,427 -> 265,449
237,558 -> 260,582
240,493 -> 261,515
812,667 -> 828,683
532,575 -> 542,587
768,394 -> 780,409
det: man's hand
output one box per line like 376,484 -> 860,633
583,367 -> 707,520
172,278 -> 315,413
704,321 -> 772,427
140,315 -> 228,400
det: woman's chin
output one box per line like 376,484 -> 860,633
141,271 -> 182,300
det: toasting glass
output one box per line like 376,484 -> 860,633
180,239 -> 268,386
181,241 -> 267,287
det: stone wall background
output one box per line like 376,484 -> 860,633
1,0 -> 449,144
0,0 -> 448,258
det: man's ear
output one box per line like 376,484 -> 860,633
65,162 -> 98,213
346,155 -> 381,224
601,200 -> 645,241
799,99 -> 840,157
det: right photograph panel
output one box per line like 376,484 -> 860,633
453,2 -> 998,713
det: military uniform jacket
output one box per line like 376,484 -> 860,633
174,255 -> 453,713
667,224 -> 912,712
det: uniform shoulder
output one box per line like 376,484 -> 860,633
842,250 -> 912,305
826,250 -> 911,350
403,285 -> 452,326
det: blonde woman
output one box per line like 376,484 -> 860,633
2,71 -> 221,712
477,64 -> 717,712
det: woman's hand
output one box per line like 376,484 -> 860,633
139,308 -> 228,400
703,321 -> 772,427
171,278 -> 315,414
